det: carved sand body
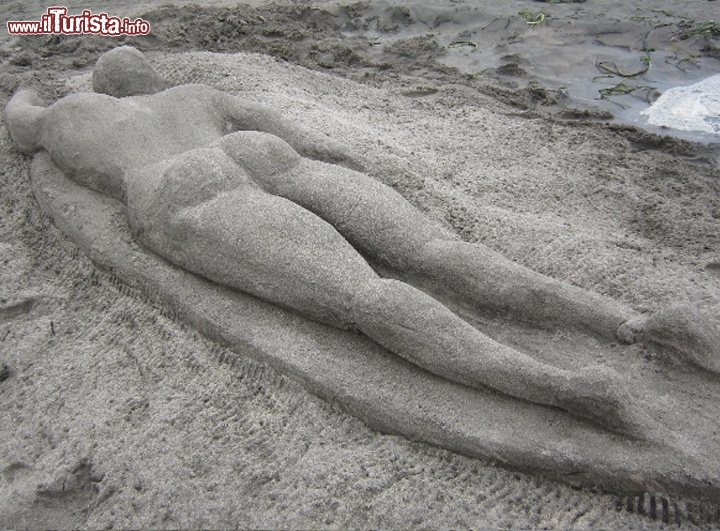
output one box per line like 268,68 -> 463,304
5,48 -> 720,497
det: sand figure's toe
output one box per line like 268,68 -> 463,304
640,303 -> 720,376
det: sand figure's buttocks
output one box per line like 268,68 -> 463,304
6,46 -> 720,441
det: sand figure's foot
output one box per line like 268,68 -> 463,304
622,304 -> 720,376
558,365 -> 651,439
616,315 -> 647,344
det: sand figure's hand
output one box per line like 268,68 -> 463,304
8,88 -> 44,106
3,89 -> 46,154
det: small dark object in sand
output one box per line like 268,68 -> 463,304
496,63 -> 527,76
9,53 -> 33,67
0,363 -> 10,383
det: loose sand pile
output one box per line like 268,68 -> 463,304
2,1 -> 720,528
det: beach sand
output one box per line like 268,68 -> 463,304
1,1 -> 720,528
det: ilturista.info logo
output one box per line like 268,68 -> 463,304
7,6 -> 151,36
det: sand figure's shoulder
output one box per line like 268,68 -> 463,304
153,83 -> 223,101
50,91 -> 117,110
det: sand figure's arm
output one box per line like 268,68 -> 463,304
3,89 -> 46,155
215,91 -> 367,171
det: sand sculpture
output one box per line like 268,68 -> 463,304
5,47 -> 720,441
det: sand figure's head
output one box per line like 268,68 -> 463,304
92,46 -> 166,98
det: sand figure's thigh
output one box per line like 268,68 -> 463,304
267,159 -> 456,270
160,186 -> 378,328
212,132 -> 448,267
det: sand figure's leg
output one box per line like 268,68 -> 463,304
129,148 -> 647,435
211,133 -> 716,384
413,240 -> 639,341
353,279 -> 646,436
216,136 -> 640,341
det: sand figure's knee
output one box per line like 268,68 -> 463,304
350,278 -> 486,379
93,46 -> 165,97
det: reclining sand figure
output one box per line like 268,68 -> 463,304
5,47 -> 717,437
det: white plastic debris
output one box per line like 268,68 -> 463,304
641,73 -> 720,135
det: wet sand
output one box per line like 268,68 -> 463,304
1,1 -> 720,528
